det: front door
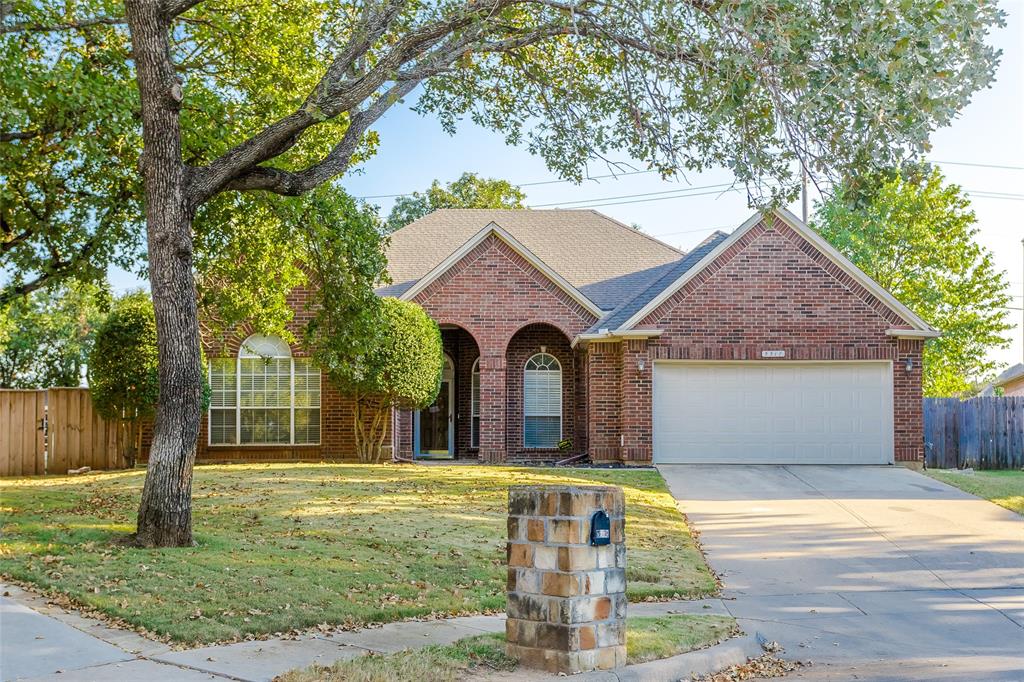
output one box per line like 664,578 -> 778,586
415,355 -> 454,458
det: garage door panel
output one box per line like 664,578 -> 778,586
653,362 -> 894,464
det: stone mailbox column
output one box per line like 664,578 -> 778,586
506,485 -> 626,674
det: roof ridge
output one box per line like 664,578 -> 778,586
582,209 -> 686,256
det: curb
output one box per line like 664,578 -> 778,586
575,634 -> 763,682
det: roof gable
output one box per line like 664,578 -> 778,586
397,222 -> 605,318
385,209 -> 683,310
585,231 -> 730,334
618,208 -> 938,334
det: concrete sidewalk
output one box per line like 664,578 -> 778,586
1,583 -> 754,682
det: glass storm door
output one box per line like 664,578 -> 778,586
415,356 -> 454,457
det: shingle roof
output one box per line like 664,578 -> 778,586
994,363 -> 1024,387
382,209 -> 684,310
587,230 -> 731,332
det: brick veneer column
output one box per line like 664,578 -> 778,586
894,338 -> 925,462
479,352 -> 507,462
619,339 -> 652,463
506,485 -> 627,674
586,342 -> 621,463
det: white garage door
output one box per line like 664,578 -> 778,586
653,362 -> 894,464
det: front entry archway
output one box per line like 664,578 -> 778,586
414,354 -> 454,458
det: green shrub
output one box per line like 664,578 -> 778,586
87,292 -> 158,467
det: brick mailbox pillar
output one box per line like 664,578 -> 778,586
506,485 -> 626,674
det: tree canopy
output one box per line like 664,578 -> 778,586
814,169 -> 1013,397
2,0 -> 1005,302
0,281 -> 110,388
385,173 -> 526,231
88,291 -> 160,423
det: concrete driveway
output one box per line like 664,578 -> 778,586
658,465 -> 1024,681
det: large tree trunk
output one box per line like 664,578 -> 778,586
126,0 -> 203,548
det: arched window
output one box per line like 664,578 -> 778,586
208,335 -> 320,446
523,353 -> 561,448
470,359 -> 480,448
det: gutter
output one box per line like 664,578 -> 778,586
885,328 -> 941,339
571,328 -> 664,348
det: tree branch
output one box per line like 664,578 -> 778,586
224,80 -> 418,195
188,0 -> 509,204
0,15 -> 126,33
1,129 -> 56,141
161,0 -> 205,19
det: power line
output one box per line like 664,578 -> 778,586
530,185 -> 1024,211
357,169 -> 658,200
932,160 -> 1024,172
965,192 -> 1024,202
528,182 -> 739,208
356,160 -> 1024,204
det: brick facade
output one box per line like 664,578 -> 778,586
637,216 -> 923,461
185,214 -> 926,465
187,283 -> 387,463
406,235 -> 597,462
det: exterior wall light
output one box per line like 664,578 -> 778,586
637,357 -> 647,372
905,356 -> 913,373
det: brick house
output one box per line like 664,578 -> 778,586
196,207 -> 937,465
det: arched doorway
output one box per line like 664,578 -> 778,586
414,354 -> 454,458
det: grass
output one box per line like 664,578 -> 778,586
625,614 -> 736,664
279,615 -> 737,682
925,469 -> 1024,516
277,633 -> 517,682
0,463 -> 716,644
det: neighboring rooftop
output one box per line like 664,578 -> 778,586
381,209 -> 685,310
994,363 -> 1024,388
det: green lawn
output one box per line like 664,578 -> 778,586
925,469 -> 1024,516
0,464 -> 716,644
279,615 -> 738,682
625,614 -> 736,664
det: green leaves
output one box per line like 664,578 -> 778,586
814,168 -> 1013,397
0,280 -> 111,388
88,291 -> 160,421
385,173 -> 527,232
299,186 -> 390,384
2,0 -> 142,301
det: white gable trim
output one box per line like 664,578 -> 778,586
618,208 -> 938,334
398,222 -> 605,318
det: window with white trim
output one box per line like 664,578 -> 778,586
523,353 -> 561,448
209,335 -> 320,446
470,358 -> 480,448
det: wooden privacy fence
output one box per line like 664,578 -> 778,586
924,396 -> 1024,470
0,388 -> 129,476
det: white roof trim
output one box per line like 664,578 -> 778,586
398,222 -> 605,318
886,329 -> 941,339
618,208 -> 937,334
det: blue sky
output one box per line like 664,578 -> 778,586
113,2 -> 1024,371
